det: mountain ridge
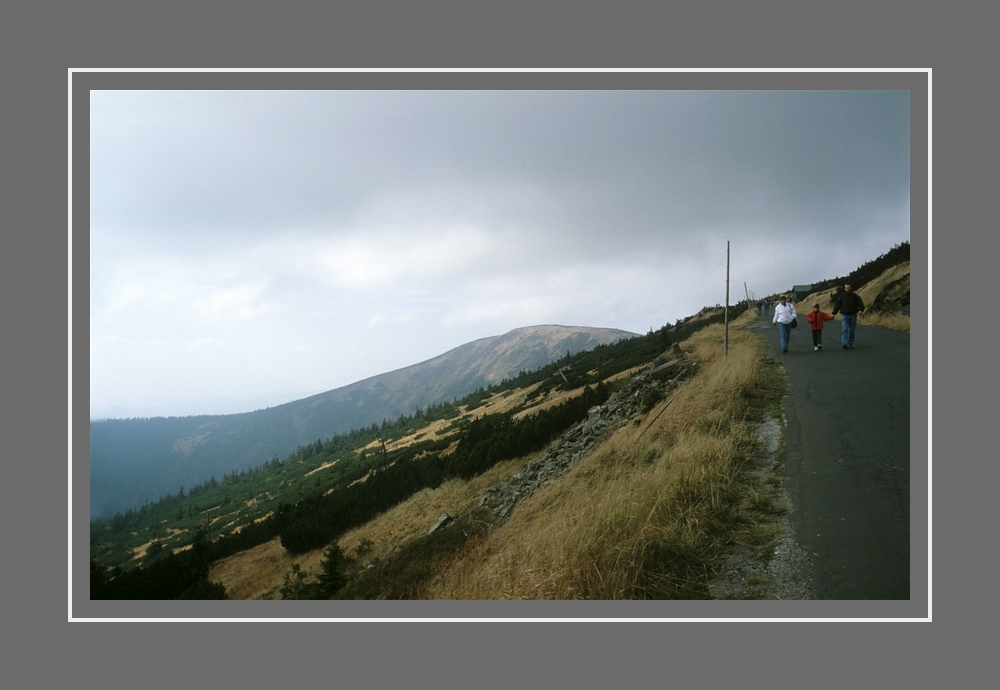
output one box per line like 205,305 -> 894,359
90,324 -> 638,520
272,324 -> 638,428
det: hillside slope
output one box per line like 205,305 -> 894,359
204,311 -> 778,600
90,244 -> 911,602
779,242 -> 911,331
90,325 -> 637,520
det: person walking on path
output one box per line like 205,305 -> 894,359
832,282 -> 866,349
806,302 -> 834,351
763,298 -> 771,316
772,294 -> 797,353
757,299 -> 763,316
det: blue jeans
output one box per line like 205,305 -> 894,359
841,314 -> 857,346
778,322 -> 791,349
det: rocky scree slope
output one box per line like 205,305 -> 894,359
421,344 -> 702,533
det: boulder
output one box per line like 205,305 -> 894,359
428,513 -> 453,534
649,359 -> 681,379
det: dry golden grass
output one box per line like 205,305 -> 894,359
305,459 -> 339,477
336,454 -> 538,563
353,372 -> 646,457
208,537 -> 329,600
353,383 -> 555,458
857,312 -> 910,332
132,540 -> 154,560
782,261 -> 910,333
210,454 -> 539,599
212,311 -> 779,600
425,323 -> 774,599
346,362 -> 651,464
357,417 -> 460,454
468,385 -> 543,418
511,366 -> 644,421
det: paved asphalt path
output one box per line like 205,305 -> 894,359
752,312 -> 910,599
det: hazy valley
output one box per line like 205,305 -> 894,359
90,325 -> 636,520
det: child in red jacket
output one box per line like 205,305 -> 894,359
806,303 -> 834,351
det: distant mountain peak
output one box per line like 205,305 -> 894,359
90,324 -> 637,519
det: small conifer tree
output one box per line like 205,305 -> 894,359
315,544 -> 348,598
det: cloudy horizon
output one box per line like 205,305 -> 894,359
90,89 -> 909,419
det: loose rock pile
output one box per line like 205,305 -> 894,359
473,344 -> 702,526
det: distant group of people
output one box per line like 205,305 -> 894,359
756,298 -> 771,316
770,282 -> 866,353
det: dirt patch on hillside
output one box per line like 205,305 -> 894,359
351,384 -> 549,456
348,471 -> 372,487
172,431 -> 213,456
512,366 -> 645,420
468,384 -> 543,418
305,459 -> 339,477
356,417 -> 461,455
349,375 -> 638,455
133,540 -> 155,560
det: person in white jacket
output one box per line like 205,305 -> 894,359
772,294 -> 797,353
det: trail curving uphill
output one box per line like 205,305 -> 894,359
753,313 -> 910,600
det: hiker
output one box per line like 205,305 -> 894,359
832,282 -> 866,349
757,299 -> 763,315
763,298 -> 771,316
772,294 -> 797,353
806,302 -> 834,351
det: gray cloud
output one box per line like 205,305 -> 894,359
90,89 -> 910,418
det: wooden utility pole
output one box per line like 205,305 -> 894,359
374,441 -> 390,473
725,241 -> 730,357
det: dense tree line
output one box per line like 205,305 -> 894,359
277,383 -> 612,554
90,527 -> 226,600
788,241 -> 910,298
848,241 -> 910,286
445,382 -> 610,479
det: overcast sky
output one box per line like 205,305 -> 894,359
89,89 -> 910,419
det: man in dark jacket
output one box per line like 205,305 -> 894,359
832,282 -> 866,349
